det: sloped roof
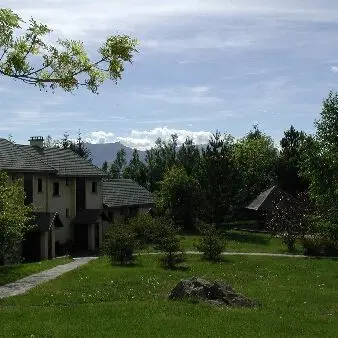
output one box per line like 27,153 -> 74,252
246,186 -> 286,211
103,179 -> 154,208
0,139 -> 56,173
72,209 -> 109,225
31,212 -> 64,232
19,145 -> 106,177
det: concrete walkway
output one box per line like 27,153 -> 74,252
0,257 -> 97,299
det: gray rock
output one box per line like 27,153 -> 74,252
169,276 -> 258,307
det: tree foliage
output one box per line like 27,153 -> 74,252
0,8 -> 137,93
123,149 -> 148,187
109,148 -> 127,179
0,171 -> 34,265
199,131 -> 237,225
266,193 -> 310,252
48,132 -> 92,161
301,91 -> 338,240
277,125 -> 308,195
157,166 -> 200,229
234,126 -> 278,208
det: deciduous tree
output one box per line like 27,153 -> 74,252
0,8 -> 137,93
0,171 -> 34,265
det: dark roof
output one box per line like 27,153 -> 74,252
18,145 -> 106,177
0,139 -> 56,173
0,138 -> 104,177
72,209 -> 109,225
246,186 -> 289,211
31,212 -> 64,232
103,179 -> 154,208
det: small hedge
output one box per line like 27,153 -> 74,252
302,235 -> 338,257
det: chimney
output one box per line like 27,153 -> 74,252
29,136 -> 44,148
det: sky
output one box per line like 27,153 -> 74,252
1,0 -> 338,150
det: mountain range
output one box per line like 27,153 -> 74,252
85,142 -> 146,167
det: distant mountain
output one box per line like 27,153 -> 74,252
85,142 -> 146,167
86,142 -> 208,168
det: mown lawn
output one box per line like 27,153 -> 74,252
0,257 -> 72,286
0,255 -> 337,337
180,230 -> 303,254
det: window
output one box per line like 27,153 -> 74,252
66,208 -> 70,218
65,178 -> 70,186
53,182 -> 60,196
92,181 -> 97,193
38,178 -> 43,193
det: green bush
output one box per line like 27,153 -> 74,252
302,235 -> 338,256
128,213 -> 157,248
103,222 -> 138,265
152,217 -> 185,269
301,218 -> 338,256
195,222 -> 225,261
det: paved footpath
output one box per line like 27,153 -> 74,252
0,257 -> 97,299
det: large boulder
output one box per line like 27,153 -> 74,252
169,277 -> 257,307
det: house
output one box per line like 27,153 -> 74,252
102,179 -> 155,223
0,137 -> 155,262
0,136 -> 108,261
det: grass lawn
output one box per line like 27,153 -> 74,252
180,230 -> 303,254
0,257 -> 72,286
0,255 -> 337,337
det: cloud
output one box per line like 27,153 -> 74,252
86,127 -> 212,150
134,85 -> 223,105
331,66 -> 338,73
8,0 -> 338,36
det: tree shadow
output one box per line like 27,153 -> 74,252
163,265 -> 191,271
223,231 -> 271,246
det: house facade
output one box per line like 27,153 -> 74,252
0,137 -> 108,261
0,137 -> 155,262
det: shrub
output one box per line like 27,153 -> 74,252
103,222 -> 138,265
195,222 -> 225,261
301,218 -> 338,256
152,217 -> 185,269
128,213 -> 157,248
302,235 -> 338,256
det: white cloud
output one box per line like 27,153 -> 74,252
134,85 -> 223,105
331,66 -> 338,73
86,127 -> 212,150
7,1 -> 338,35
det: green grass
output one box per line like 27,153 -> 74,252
0,255 -> 337,337
180,230 -> 303,254
0,257 -> 72,286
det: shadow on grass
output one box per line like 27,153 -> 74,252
223,231 -> 271,246
162,265 -> 191,272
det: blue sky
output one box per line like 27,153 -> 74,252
1,0 -> 338,149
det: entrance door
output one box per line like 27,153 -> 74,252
73,224 -> 88,251
22,232 -> 41,262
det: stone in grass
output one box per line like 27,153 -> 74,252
169,277 -> 258,308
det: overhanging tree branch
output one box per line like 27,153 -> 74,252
0,8 -> 138,93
